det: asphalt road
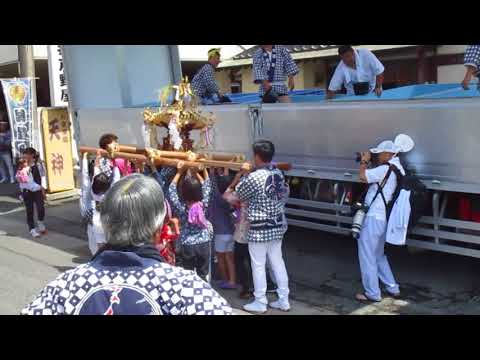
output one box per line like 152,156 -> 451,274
2,183 -> 480,315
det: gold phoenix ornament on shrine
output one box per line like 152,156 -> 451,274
143,77 -> 216,152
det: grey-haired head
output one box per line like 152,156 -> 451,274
100,174 -> 166,248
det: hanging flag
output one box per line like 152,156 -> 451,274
1,78 -> 34,159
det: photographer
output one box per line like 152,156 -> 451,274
355,140 -> 405,303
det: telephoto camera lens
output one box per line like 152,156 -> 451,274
351,203 -> 368,239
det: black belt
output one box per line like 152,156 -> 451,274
249,224 -> 284,232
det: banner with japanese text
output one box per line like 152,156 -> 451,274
40,107 -> 75,193
47,45 -> 69,107
0,78 -> 34,159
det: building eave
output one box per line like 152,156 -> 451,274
218,45 -> 418,69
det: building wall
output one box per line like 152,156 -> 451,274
436,45 -> 467,55
214,70 -> 231,94
0,45 -> 48,66
207,45 -> 473,93
301,60 -> 327,89
437,64 -> 467,83
295,62 -> 306,90
240,67 -> 258,93
0,45 -> 19,65
436,45 -> 468,83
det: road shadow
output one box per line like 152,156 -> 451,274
0,183 -> 19,197
53,265 -> 76,273
281,226 -> 480,315
72,255 -> 91,264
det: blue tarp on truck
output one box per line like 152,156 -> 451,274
225,83 -> 480,103
136,83 -> 479,108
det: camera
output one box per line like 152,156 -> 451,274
351,202 -> 369,239
355,151 -> 378,164
355,152 -> 362,162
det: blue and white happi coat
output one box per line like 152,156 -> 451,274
235,165 -> 289,243
169,178 -> 213,246
464,45 -> 480,75
252,45 -> 299,97
191,63 -> 220,100
21,250 -> 232,315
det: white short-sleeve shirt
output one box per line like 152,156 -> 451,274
364,158 -> 405,221
329,48 -> 385,95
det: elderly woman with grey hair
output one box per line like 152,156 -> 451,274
21,174 -> 233,315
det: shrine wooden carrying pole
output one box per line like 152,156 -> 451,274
117,145 -> 245,162
117,145 -> 291,170
79,146 -> 292,172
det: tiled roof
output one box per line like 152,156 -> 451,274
218,45 -> 419,68
232,45 -> 341,60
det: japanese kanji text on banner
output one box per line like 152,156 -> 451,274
40,107 -> 75,193
47,45 -> 69,107
1,78 -> 34,159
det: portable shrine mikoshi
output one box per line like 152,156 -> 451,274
142,77 -> 216,152
79,78 -> 291,172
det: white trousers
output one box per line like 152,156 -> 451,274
357,216 -> 399,301
87,224 -> 106,256
249,240 -> 289,304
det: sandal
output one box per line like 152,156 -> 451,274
382,288 -> 401,299
386,292 -> 401,299
355,293 -> 381,303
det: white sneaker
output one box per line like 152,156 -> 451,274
243,300 -> 267,314
30,229 -> 41,238
37,221 -> 47,234
269,299 -> 291,312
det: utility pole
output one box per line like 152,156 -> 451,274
416,45 -> 427,85
17,45 -> 39,150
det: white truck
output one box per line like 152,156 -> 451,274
63,45 -> 480,259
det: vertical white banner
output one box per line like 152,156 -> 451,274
1,78 -> 34,159
47,45 -> 69,107
47,45 -> 79,166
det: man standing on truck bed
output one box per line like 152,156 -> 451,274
327,45 -> 385,99
191,48 -> 227,105
461,45 -> 480,90
252,45 -> 299,103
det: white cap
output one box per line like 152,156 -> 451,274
394,134 -> 415,153
370,140 -> 400,154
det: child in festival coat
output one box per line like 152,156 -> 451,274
16,148 -> 47,238
223,181 -> 253,298
146,156 -> 180,266
97,133 -> 134,177
210,168 -> 236,289
80,151 -> 121,255
169,162 -> 213,281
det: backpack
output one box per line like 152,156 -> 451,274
388,165 -> 429,230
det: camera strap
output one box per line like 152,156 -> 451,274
366,166 -> 394,215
